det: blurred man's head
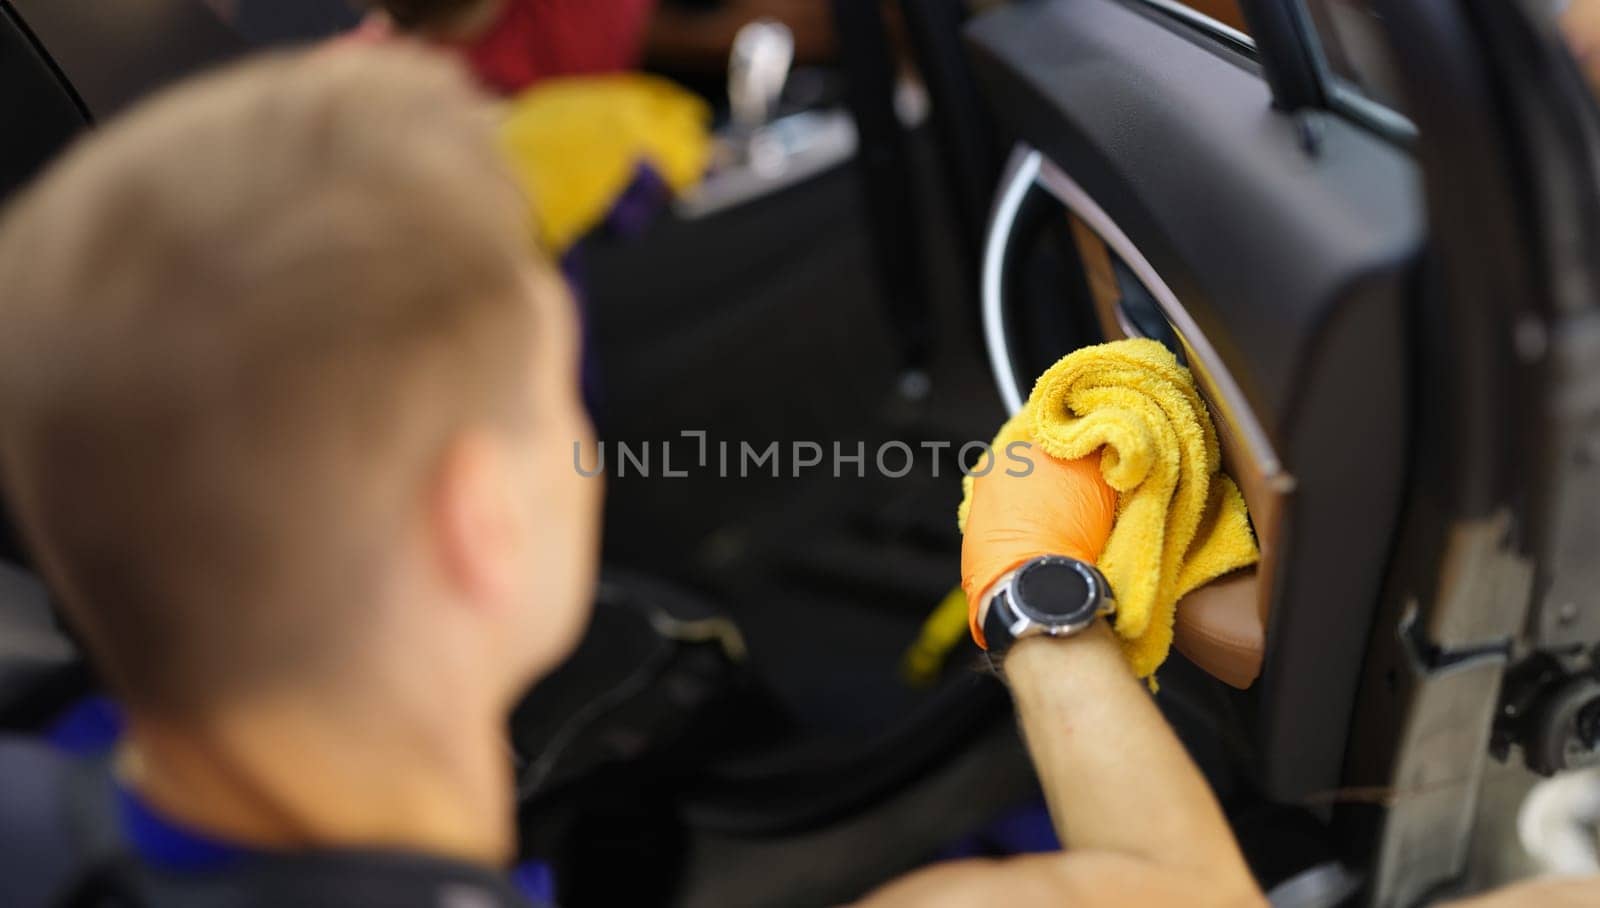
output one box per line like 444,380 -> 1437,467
0,47 -> 599,723
365,0 -> 506,38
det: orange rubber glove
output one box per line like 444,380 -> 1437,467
960,441 -> 1118,649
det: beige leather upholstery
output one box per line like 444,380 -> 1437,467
1170,571 -> 1261,690
1068,215 -> 1285,688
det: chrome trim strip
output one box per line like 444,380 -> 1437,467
980,142 -> 1288,485
1032,155 -> 1286,480
982,146 -> 1043,415
1134,0 -> 1254,56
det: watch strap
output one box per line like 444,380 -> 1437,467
982,586 -> 1020,656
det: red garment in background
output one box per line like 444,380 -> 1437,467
463,0 -> 657,95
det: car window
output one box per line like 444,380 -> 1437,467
1288,0 -> 1418,140
1135,0 -> 1415,137
1302,0 -> 1406,111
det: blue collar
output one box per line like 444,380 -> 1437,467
117,785 -> 254,872
115,785 -> 556,902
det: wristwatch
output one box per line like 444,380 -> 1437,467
982,555 -> 1116,659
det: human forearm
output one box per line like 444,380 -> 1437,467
1005,620 -> 1256,890
953,418 -> 1258,902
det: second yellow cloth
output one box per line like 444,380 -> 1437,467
499,74 -> 712,253
964,338 -> 1260,680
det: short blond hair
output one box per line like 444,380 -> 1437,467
0,47 -> 541,714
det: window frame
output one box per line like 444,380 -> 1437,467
1123,0 -> 1419,143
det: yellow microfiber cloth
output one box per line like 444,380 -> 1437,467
958,338 -> 1260,682
499,74 -> 712,253
901,587 -> 971,687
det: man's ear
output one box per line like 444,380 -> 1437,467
429,431 -> 519,611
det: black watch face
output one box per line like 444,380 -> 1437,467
1013,559 -> 1098,625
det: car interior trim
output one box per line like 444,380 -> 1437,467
983,143 -> 1291,491
1131,0 -> 1256,57
1034,152 -> 1288,486
981,145 -> 1043,416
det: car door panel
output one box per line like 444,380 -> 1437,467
7,0 -> 244,121
0,3 -> 86,202
967,0 -> 1423,801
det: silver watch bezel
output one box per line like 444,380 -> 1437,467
996,555 -> 1116,642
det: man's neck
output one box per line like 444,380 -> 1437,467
121,689 -> 516,868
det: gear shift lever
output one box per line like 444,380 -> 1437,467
728,19 -> 795,137
680,16 -> 854,218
